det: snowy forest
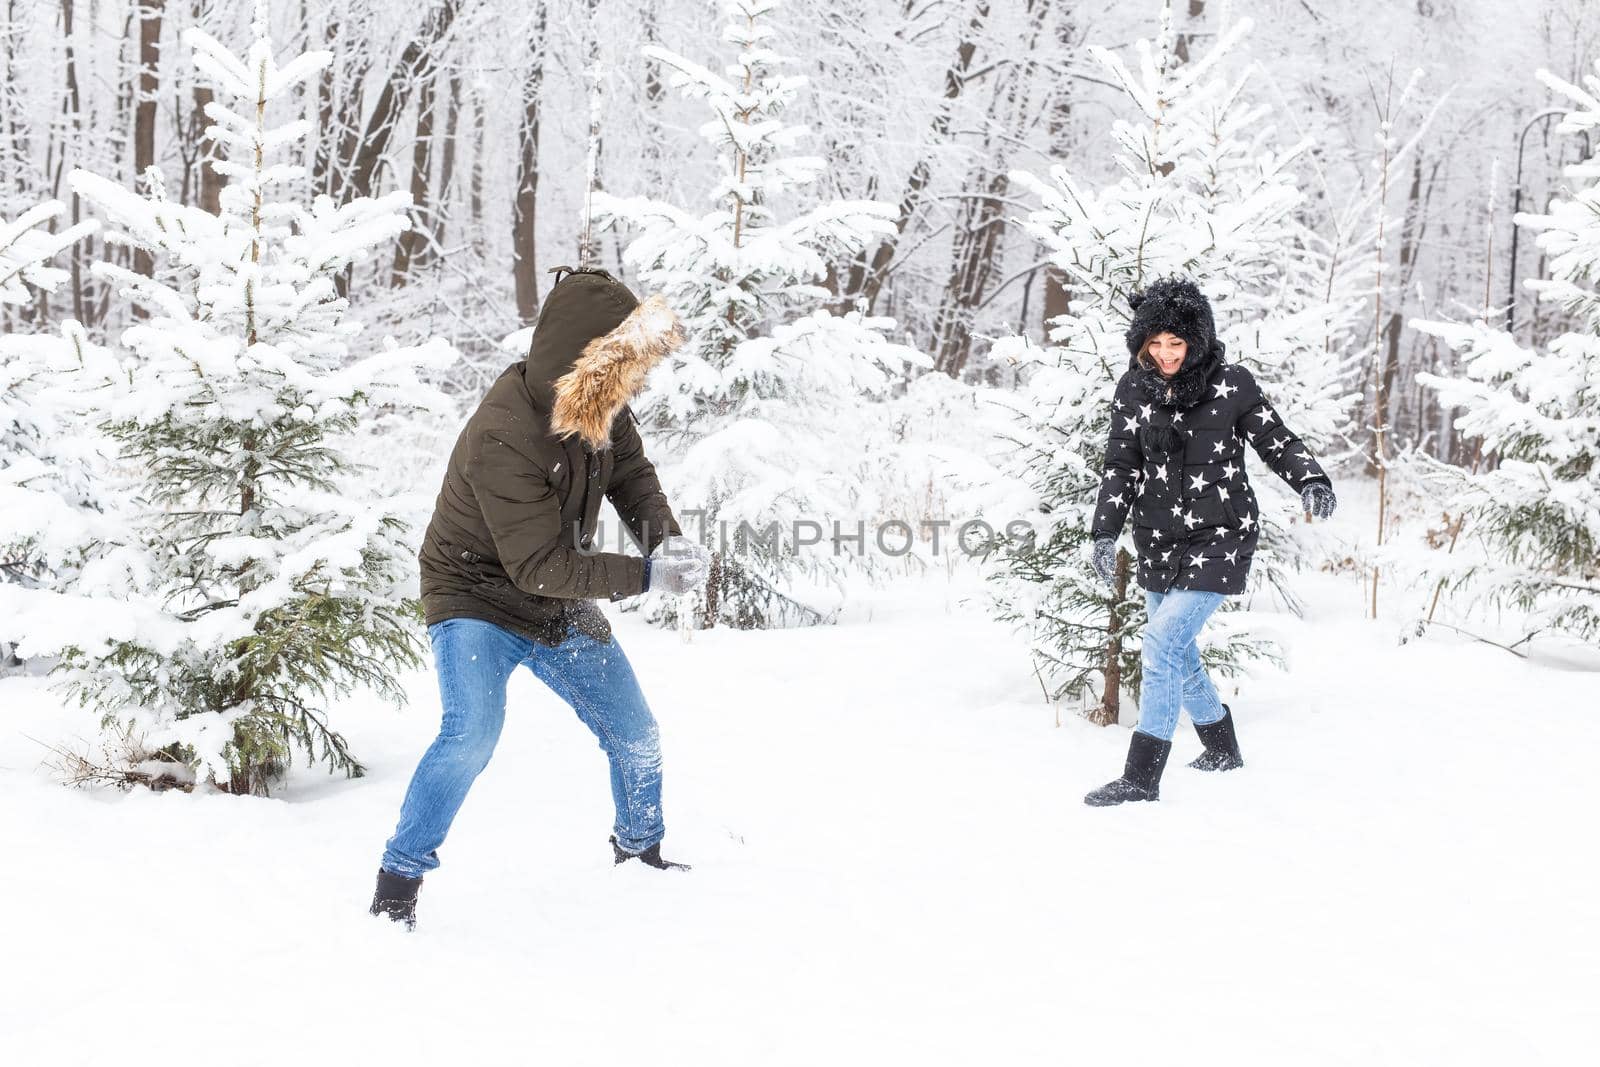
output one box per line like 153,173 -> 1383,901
2,0 -> 1596,1063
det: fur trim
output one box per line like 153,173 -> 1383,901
550,294 -> 686,449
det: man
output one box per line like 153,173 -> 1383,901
370,267 -> 710,930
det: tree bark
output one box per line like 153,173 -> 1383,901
390,75 -> 436,283
1091,547 -> 1133,726
187,0 -> 222,214
340,0 -> 460,204
60,0 -> 89,325
432,75 -> 460,254
579,0 -> 605,266
312,15 -> 342,196
468,86 -> 485,255
1174,0 -> 1205,64
132,0 -> 164,284
1040,7 -> 1075,336
512,5 -> 547,324
841,0 -> 990,311
929,0 -> 1050,377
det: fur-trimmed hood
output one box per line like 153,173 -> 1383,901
522,267 -> 686,450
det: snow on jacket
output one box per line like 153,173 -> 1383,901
1089,338 -> 1331,596
418,268 -> 685,645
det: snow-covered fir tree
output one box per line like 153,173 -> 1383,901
985,2 -> 1361,720
589,0 -> 926,629
1410,58 -> 1600,642
17,5 -> 455,794
0,202 -> 113,672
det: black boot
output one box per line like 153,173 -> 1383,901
1084,730 -> 1172,807
611,834 -> 691,871
1189,705 -> 1244,772
369,867 -> 422,930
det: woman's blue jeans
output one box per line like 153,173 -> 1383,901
380,617 -> 666,878
1136,588 -> 1228,741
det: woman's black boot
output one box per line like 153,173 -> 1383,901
1084,730 -> 1173,807
1189,705 -> 1244,772
611,835 -> 691,871
369,867 -> 422,931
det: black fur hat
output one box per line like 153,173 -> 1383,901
1124,275 -> 1217,362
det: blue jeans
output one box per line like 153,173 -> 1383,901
1135,588 -> 1228,742
381,617 -> 665,878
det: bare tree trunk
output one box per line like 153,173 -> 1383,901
930,0 -> 1050,377
579,0 -> 605,266
185,1 -> 223,214
391,76 -> 436,283
312,15 -> 342,196
1039,10 -> 1075,335
512,4 -> 547,324
1174,0 -> 1206,64
468,86 -> 485,255
432,75 -> 461,255
132,0 -> 165,285
842,0 -> 990,311
640,4 -> 665,192
340,0 -> 460,204
1091,548 -> 1133,726
59,0 -> 89,325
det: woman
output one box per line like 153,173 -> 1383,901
1083,276 -> 1336,807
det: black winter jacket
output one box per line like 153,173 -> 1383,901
1090,341 -> 1330,595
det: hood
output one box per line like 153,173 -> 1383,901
1124,275 -> 1225,409
521,267 -> 686,449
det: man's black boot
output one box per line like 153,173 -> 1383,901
611,834 -> 691,871
1189,705 -> 1244,772
369,867 -> 422,930
1084,730 -> 1173,807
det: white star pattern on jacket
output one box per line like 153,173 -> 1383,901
1090,360 -> 1329,596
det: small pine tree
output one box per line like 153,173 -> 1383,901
44,5 -> 455,794
986,3 -> 1358,719
0,202 -> 108,670
1410,58 -> 1600,641
590,0 -> 926,629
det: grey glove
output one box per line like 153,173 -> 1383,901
1090,536 -> 1118,588
647,535 -> 710,595
656,534 -> 711,567
1301,481 -> 1336,520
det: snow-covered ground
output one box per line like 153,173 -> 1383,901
3,526 -> 1596,1065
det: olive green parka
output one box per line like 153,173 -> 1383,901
418,269 -> 685,645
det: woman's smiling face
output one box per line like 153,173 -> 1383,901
1145,332 -> 1188,377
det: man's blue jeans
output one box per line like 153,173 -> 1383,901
381,617 -> 666,878
1136,588 -> 1228,741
